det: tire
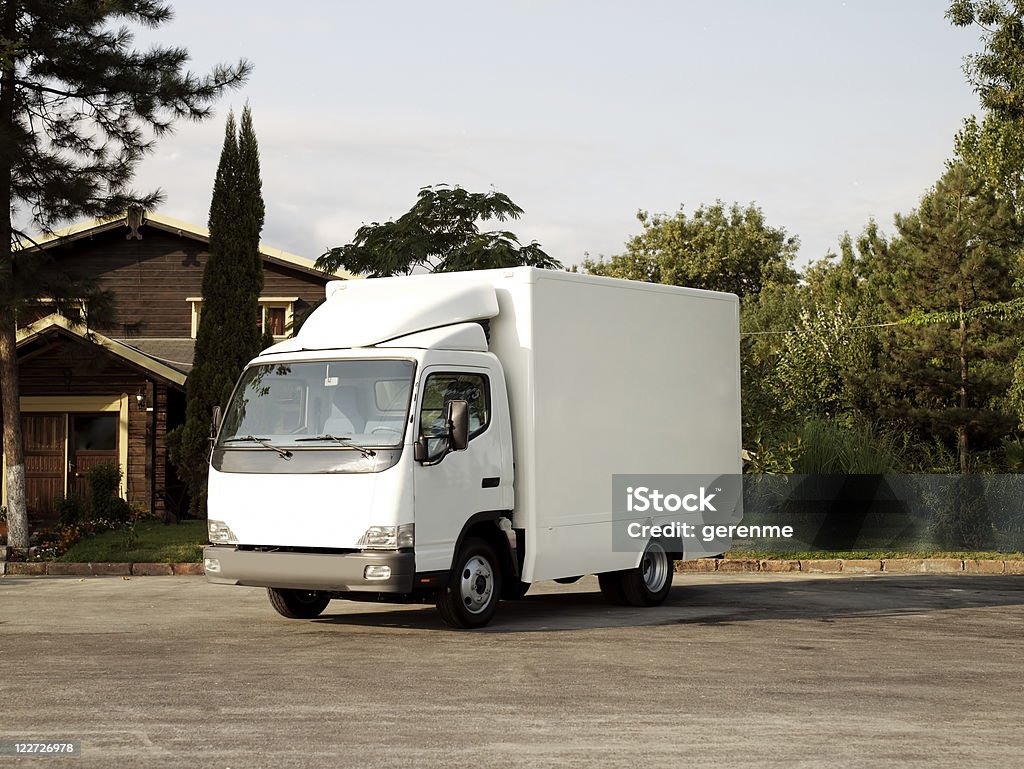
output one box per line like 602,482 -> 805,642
598,571 -> 628,605
436,537 -> 503,628
620,540 -> 674,606
267,587 -> 331,619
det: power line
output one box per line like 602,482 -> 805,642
745,323 -> 905,337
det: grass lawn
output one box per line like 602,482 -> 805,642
57,520 -> 206,563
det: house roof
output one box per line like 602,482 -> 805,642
16,314 -> 188,387
111,337 -> 196,374
21,210 -> 356,281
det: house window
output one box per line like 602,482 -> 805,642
187,297 -> 297,340
258,304 -> 289,338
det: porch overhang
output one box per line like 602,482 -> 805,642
16,314 -> 187,388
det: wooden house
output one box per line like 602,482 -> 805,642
2,211 -> 347,527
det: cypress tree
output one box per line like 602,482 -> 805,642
168,106 -> 265,516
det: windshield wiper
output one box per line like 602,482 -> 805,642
223,435 -> 293,459
294,434 -> 377,458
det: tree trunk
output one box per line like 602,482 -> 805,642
0,1 -> 27,546
958,304 -> 969,475
0,312 -> 28,548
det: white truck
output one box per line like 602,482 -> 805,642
204,267 -> 742,628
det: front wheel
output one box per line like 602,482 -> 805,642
267,588 -> 331,619
436,538 -> 503,628
620,540 -> 674,606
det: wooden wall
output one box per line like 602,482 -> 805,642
44,225 -> 329,339
14,333 -> 176,523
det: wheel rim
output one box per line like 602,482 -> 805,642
641,542 -> 669,593
294,591 -> 321,605
459,555 -> 495,614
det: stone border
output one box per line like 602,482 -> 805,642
0,559 -> 1021,578
0,562 -> 204,577
677,558 -> 1024,575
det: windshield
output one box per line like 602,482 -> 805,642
218,359 -> 415,449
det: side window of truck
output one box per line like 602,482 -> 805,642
419,373 -> 490,453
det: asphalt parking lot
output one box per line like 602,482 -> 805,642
1,572 -> 1022,768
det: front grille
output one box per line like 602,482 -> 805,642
236,545 -> 360,555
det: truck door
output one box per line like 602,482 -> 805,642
412,367 -> 507,572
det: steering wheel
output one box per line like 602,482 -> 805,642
371,427 -> 403,440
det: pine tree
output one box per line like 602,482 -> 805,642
882,163 -> 1023,472
0,1 -> 248,548
167,106 -> 265,516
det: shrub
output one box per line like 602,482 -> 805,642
792,418 -> 902,475
86,463 -> 132,523
901,437 -> 959,474
745,435 -> 802,474
1003,437 -> 1024,473
56,495 -> 86,525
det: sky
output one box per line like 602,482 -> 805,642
129,0 -> 983,270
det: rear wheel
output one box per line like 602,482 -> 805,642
436,537 -> 503,628
267,588 -> 331,619
620,540 -> 673,606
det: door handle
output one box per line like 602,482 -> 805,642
481,477 -> 500,488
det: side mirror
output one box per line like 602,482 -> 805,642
211,405 -> 222,442
447,400 -> 469,451
414,437 -> 428,462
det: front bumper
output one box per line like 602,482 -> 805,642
203,546 -> 415,593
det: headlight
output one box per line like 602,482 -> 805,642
208,520 -> 238,545
357,523 -> 414,550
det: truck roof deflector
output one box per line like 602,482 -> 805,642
297,279 -> 499,350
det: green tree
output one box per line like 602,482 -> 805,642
316,185 -> 560,277
167,106 -> 265,517
795,221 -> 895,426
741,222 -> 893,468
948,2 -> 1024,443
948,0 -> 1024,119
954,114 -> 1024,214
581,202 -> 799,298
774,303 -> 868,421
0,0 -> 248,547
738,280 -> 804,471
883,163 -> 1022,473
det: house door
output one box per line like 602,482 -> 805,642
23,414 -> 66,522
69,413 -> 119,502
